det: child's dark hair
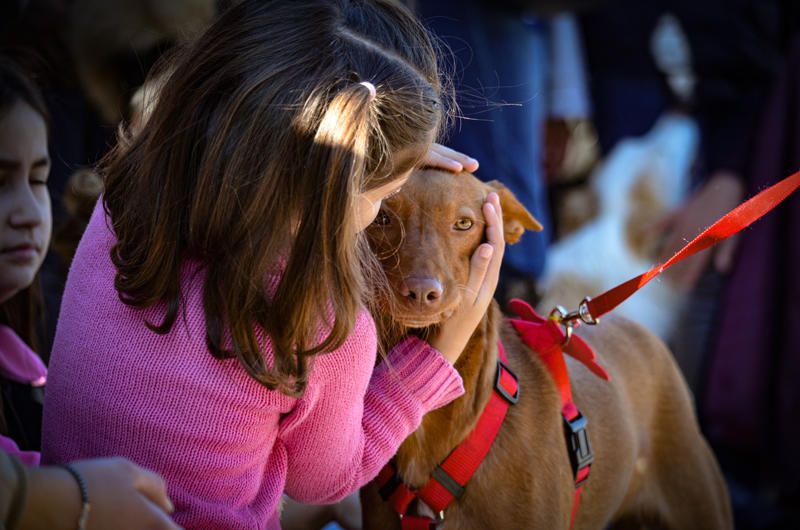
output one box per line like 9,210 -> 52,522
103,0 -> 447,396
0,58 -> 50,128
0,58 -> 50,352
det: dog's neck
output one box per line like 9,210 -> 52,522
393,301 -> 503,488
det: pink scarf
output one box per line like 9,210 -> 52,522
0,325 -> 46,466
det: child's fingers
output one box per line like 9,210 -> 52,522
423,143 -> 479,173
424,149 -> 463,172
462,243 -> 494,306
485,192 -> 504,246
135,467 -> 175,514
461,195 -> 503,308
476,194 -> 504,303
430,143 -> 479,172
431,194 -> 503,364
142,499 -> 185,530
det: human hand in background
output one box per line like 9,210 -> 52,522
22,457 -> 181,530
653,171 -> 744,291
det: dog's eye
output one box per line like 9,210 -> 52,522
374,210 -> 391,226
454,218 -> 474,231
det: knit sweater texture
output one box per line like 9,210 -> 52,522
41,203 -> 464,529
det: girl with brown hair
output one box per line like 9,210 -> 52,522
0,58 -> 180,530
41,1 -> 505,528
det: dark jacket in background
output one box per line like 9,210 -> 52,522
703,34 -> 800,519
580,0 -> 791,177
417,1 -> 551,284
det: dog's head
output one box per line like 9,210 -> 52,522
366,169 -> 542,329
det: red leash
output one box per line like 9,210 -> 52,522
578,169 -> 800,324
532,169 -> 800,528
505,169 -> 800,528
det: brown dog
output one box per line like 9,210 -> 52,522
362,169 -> 732,529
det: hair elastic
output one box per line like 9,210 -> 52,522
358,81 -> 377,100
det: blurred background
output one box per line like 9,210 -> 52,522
2,0 -> 799,528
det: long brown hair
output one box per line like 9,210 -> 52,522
103,0 -> 446,396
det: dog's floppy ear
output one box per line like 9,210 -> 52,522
486,180 -> 543,244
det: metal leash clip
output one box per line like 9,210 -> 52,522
548,305 -> 574,346
565,297 -> 600,326
549,297 -> 599,347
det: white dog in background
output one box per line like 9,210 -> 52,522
538,113 -> 698,340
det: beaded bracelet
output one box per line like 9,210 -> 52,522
61,464 -> 91,530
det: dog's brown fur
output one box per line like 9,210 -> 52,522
362,169 -> 732,529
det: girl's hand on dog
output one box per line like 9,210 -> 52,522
429,192 -> 504,364
423,143 -> 479,173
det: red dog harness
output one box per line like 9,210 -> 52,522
376,300 -> 609,530
508,299 -> 610,529
376,339 -> 519,529
377,170 -> 800,529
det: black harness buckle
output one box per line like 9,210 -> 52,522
378,465 -> 401,501
563,412 -> 593,486
494,360 -> 520,404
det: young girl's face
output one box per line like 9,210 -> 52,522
0,100 -> 51,303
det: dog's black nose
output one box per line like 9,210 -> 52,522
402,277 -> 444,306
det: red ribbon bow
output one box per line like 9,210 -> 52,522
508,298 -> 610,384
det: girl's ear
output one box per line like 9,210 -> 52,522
485,180 -> 543,244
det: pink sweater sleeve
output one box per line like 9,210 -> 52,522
280,335 -> 463,504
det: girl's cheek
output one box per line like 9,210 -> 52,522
369,200 -> 381,222
42,198 -> 53,250
355,196 -> 380,232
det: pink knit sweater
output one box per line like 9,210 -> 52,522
41,204 -> 464,529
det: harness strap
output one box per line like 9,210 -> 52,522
400,515 -> 440,530
378,299 -> 606,530
416,341 -> 517,513
509,299 -> 601,530
377,464 -> 416,516
377,342 -> 518,527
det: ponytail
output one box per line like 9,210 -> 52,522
313,81 -> 376,237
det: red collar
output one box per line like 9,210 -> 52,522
377,300 -> 608,530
